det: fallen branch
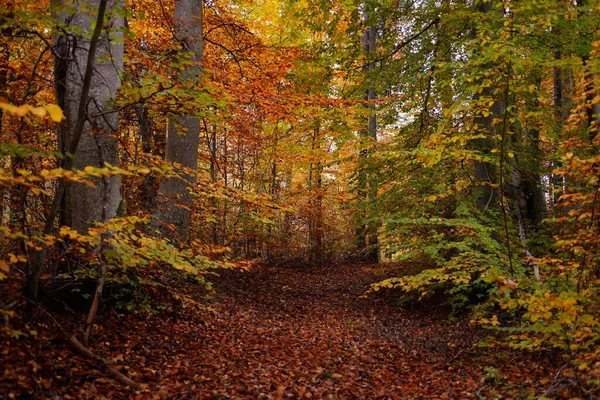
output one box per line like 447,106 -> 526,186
68,335 -> 141,390
23,299 -> 141,390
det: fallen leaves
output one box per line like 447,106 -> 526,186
0,263 -> 579,398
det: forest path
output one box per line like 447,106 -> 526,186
2,263 -> 557,399
175,263 -> 484,399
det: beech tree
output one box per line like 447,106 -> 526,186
24,0 -> 123,308
354,5 -> 379,263
53,0 -> 124,233
153,0 -> 203,241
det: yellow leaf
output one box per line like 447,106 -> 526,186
13,104 -> 31,117
30,107 -> 47,117
43,104 -> 65,122
0,260 -> 9,272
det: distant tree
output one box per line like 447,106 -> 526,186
354,4 -> 379,263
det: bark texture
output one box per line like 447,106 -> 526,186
53,0 -> 123,233
27,0 -> 113,315
153,0 -> 203,241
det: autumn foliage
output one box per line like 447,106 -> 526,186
1,0 -> 599,398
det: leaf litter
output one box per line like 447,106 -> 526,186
1,263 -> 563,399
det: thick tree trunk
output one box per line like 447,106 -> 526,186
53,0 -> 124,233
520,133 -> 547,230
1,9 -> 20,230
510,75 -> 547,236
27,0 -> 114,315
153,0 -> 203,241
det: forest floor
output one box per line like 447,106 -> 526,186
2,263 -> 572,399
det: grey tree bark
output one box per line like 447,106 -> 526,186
153,0 -> 203,241
26,0 -> 115,316
53,0 -> 123,233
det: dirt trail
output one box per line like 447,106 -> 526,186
2,263 -> 556,399
186,264 -> 484,399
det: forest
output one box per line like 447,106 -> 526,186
0,0 -> 599,398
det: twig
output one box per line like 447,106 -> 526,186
385,18 -> 440,62
22,295 -> 68,336
554,363 -> 568,380
1,300 -> 19,327
476,385 -> 487,399
444,348 -> 465,366
68,335 -> 141,390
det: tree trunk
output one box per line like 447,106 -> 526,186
27,0 -> 114,315
136,104 -> 158,211
53,0 -> 124,233
0,13 -> 25,232
551,51 -> 571,207
153,0 -> 203,241
472,1 -> 500,214
578,0 -> 600,141
510,75 -> 548,236
354,9 -> 379,263
308,124 -> 324,265
0,5 -> 11,135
